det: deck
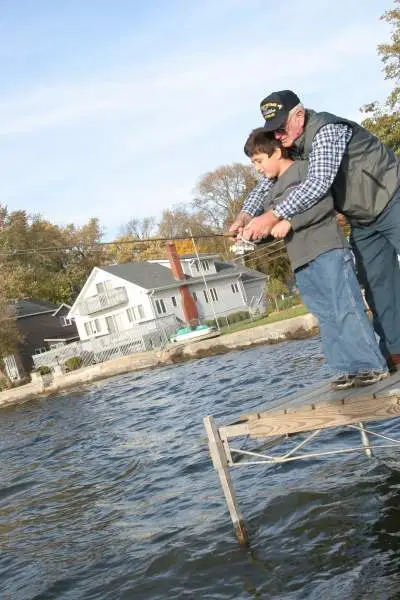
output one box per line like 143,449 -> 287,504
203,371 -> 400,546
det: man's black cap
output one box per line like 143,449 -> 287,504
260,90 -> 301,132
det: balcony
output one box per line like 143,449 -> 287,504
77,287 -> 128,315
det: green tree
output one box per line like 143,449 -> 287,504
244,241 -> 292,283
0,295 -> 23,365
266,277 -> 289,312
0,207 -> 107,306
361,1 -> 400,153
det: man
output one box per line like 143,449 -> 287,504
230,90 -> 400,369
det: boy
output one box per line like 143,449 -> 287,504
243,128 -> 388,390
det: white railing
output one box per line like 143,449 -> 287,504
32,315 -> 179,370
76,287 -> 128,315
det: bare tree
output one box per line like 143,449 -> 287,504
192,163 -> 258,231
158,205 -> 213,239
120,217 -> 157,239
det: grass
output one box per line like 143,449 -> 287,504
219,304 -> 309,335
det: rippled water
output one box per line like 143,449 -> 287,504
1,338 -> 400,599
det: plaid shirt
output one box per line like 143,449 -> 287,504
242,123 -> 352,219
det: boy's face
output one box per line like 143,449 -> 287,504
251,149 -> 281,179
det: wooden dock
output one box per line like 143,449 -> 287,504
204,371 -> 400,546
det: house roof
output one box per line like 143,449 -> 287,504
101,262 -> 180,289
14,299 -> 59,318
100,259 -> 266,291
52,303 -> 72,316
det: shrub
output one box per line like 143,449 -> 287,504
37,365 -> 52,375
276,296 -> 301,311
205,310 -> 250,329
0,375 -> 10,391
64,356 -> 83,372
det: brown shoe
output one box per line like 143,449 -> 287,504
387,354 -> 400,372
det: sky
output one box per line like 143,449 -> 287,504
0,0 -> 393,239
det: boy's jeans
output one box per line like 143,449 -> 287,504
350,187 -> 400,360
295,248 -> 387,376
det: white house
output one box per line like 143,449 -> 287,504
68,249 -> 267,342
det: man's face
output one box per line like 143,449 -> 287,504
274,109 -> 305,147
251,149 -> 281,179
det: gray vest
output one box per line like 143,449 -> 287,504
294,110 -> 400,225
264,161 -> 347,270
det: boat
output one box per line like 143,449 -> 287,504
169,324 -> 220,344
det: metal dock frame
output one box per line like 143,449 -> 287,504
204,375 -> 400,546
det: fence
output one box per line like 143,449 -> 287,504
32,316 -> 179,370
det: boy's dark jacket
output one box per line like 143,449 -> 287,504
264,160 -> 347,270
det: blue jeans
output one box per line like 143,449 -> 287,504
350,187 -> 400,359
295,248 -> 387,376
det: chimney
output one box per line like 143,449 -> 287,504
166,242 -> 199,327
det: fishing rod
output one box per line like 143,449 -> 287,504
0,232 -> 278,258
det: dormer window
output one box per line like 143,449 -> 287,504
194,259 -> 210,272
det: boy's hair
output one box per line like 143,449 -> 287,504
244,127 -> 290,158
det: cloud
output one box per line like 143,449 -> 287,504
0,6 -> 390,233
0,19 -> 384,137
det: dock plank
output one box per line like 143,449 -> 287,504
247,392 -> 400,438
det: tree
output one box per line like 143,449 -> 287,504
0,208 -> 108,305
120,217 -> 157,239
244,241 -> 292,283
266,277 -> 289,312
193,163 -> 258,231
361,1 -> 400,153
158,204 -> 228,256
107,235 -> 165,263
0,300 -> 22,357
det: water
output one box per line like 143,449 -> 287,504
1,338 -> 400,600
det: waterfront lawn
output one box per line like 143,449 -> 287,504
219,304 -> 309,335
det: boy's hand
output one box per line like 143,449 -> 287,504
270,219 -> 292,239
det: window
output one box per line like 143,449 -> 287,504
203,290 -> 209,303
231,283 -> 239,294
192,291 -> 197,301
84,319 -> 101,336
210,287 -> 218,301
34,346 -> 47,354
127,305 -> 145,323
171,296 -> 177,307
194,259 -> 210,272
105,315 -> 119,334
155,299 -> 167,314
49,342 -> 64,350
60,316 -> 72,327
96,280 -> 112,294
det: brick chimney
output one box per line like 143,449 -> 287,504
165,242 -> 199,327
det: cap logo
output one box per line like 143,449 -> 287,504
261,102 -> 282,120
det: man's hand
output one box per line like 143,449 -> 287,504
228,211 -> 252,239
242,211 -> 280,241
335,212 -> 348,229
271,219 -> 292,239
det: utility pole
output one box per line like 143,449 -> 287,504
188,228 -> 220,331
